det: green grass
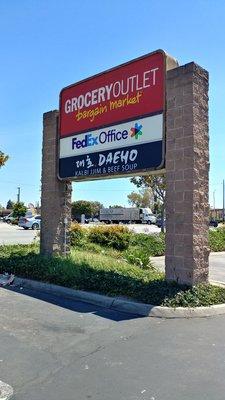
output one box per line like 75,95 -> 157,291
71,224 -> 165,269
129,232 -> 165,256
209,227 -> 225,252
1,243 -> 225,307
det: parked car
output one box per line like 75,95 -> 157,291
18,215 -> 41,230
156,216 -> 166,228
209,219 -> 218,228
85,217 -> 99,224
3,213 -> 18,224
156,217 -> 218,228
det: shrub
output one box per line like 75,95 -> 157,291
12,202 -> 27,218
124,246 -> 155,269
2,244 -> 225,307
209,227 -> 225,252
88,225 -> 131,250
163,284 -> 225,307
11,218 -> 19,225
70,223 -> 86,246
130,232 -> 165,256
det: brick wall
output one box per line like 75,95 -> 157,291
165,62 -> 209,285
40,110 -> 72,256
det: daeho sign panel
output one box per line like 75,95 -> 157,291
59,50 -> 166,180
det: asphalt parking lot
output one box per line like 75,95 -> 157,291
1,222 -> 225,399
1,286 -> 225,400
0,221 -> 37,245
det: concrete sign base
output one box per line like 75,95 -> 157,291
40,111 -> 72,256
165,62 -> 209,285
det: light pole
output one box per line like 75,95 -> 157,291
223,180 -> 225,223
213,190 -> 216,217
17,187 -> 20,203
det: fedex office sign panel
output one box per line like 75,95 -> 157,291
59,51 -> 165,137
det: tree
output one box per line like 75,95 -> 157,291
127,192 -> 143,207
130,175 -> 165,202
0,151 -> 9,168
71,200 -> 103,219
127,188 -> 154,208
12,202 -> 27,218
6,199 -> 14,209
90,201 -> 103,216
109,205 -> 124,208
130,174 -> 166,231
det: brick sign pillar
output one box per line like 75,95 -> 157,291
40,110 -> 72,256
165,62 -> 209,285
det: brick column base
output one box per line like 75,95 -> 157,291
40,110 -> 72,256
165,62 -> 209,285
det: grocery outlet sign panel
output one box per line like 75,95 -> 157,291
58,50 -> 166,180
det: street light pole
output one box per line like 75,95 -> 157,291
17,187 -> 20,203
213,190 -> 216,215
223,180 -> 225,223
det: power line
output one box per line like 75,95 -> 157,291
0,181 -> 132,192
75,189 -> 133,192
0,180 -> 37,187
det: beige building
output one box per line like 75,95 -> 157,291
210,208 -> 224,220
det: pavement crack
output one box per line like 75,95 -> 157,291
79,345 -> 105,359
15,344 -> 106,395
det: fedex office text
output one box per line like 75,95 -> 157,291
72,129 -> 128,150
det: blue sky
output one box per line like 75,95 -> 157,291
0,0 -> 224,208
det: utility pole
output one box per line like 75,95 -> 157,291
213,190 -> 216,217
223,180 -> 225,223
17,187 -> 20,203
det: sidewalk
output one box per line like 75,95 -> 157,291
152,252 -> 225,282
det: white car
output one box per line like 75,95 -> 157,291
18,215 -> 41,230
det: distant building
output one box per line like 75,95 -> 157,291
210,208 -> 224,220
0,209 -> 12,217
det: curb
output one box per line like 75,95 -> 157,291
210,280 -> 225,288
0,381 -> 13,400
11,277 -> 225,319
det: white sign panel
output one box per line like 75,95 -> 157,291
59,114 -> 163,159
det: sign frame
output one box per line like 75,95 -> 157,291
58,49 -> 167,181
